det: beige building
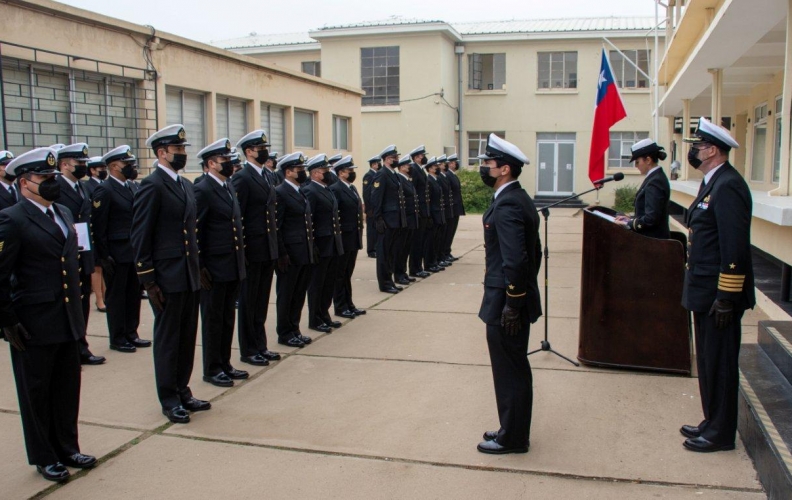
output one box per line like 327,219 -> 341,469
216,17 -> 666,204
659,0 -> 792,274
0,0 -> 362,178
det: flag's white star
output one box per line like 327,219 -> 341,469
598,70 -> 607,89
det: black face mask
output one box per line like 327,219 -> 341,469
687,147 -> 703,169
219,161 -> 234,178
347,171 -> 357,183
128,168 -> 139,181
169,153 -> 188,171
4,171 -> 16,182
97,170 -> 108,181
420,157 -> 428,166
121,164 -> 137,180
28,177 -> 61,201
479,166 -> 497,188
255,150 -> 269,165
322,171 -> 334,185
295,170 -> 308,184
72,164 -> 88,180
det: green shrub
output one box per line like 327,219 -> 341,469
458,169 -> 492,213
613,184 -> 639,214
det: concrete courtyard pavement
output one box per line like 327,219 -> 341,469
0,209 -> 766,499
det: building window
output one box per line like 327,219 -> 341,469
468,132 -> 505,166
774,96 -> 783,184
361,46 -> 399,106
609,50 -> 650,89
301,61 -> 321,77
469,53 -> 506,90
216,96 -> 247,143
261,102 -> 286,155
294,109 -> 315,148
608,131 -> 649,168
751,103 -> 769,182
332,115 -> 349,151
537,52 -> 577,90
166,87 -> 206,172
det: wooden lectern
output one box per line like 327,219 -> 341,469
578,206 -> 692,375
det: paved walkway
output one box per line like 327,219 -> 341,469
0,209 -> 766,499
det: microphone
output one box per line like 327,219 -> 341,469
591,172 -> 625,185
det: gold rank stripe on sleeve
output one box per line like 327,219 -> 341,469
718,273 -> 746,292
506,291 -> 527,298
136,269 -> 154,275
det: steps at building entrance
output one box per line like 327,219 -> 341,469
738,320 -> 792,499
533,194 -> 588,209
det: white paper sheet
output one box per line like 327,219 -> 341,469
591,210 -> 616,223
75,222 -> 91,251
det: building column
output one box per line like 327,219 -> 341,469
771,0 -> 792,196
681,98 -> 691,181
709,69 -> 723,127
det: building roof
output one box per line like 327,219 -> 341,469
213,32 -> 316,50
453,17 -> 659,35
316,17 -> 445,31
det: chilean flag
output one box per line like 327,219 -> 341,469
589,49 -> 627,184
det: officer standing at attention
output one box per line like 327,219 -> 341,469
394,154 -> 418,285
370,145 -> 407,294
436,155 -> 454,268
329,155 -> 366,318
443,153 -> 464,261
92,146 -> 151,353
424,157 -> 445,274
362,155 -> 381,258
303,154 -> 344,334
477,134 -> 542,455
84,156 -> 108,312
0,151 -> 19,210
274,152 -> 315,348
0,148 -> 97,482
679,117 -> 754,453
55,143 -> 105,366
233,130 -> 281,367
194,139 -> 248,387
408,145 -> 431,278
614,139 -> 671,239
270,153 -> 285,186
131,124 -> 210,424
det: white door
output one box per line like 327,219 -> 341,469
536,134 -> 576,195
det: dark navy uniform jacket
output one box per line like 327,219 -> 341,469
427,175 -> 445,226
629,167 -> 670,239
231,162 -> 279,263
56,176 -> 94,276
409,163 -> 430,218
447,170 -> 465,217
275,181 -> 315,266
397,173 -> 419,229
362,169 -> 377,217
92,178 -> 136,264
302,181 -> 343,258
370,167 -> 407,229
682,163 -> 755,313
329,181 -> 364,252
194,175 -> 246,283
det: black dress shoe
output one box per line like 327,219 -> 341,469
352,308 -> 367,316
278,337 -> 305,348
163,406 -> 190,424
380,287 -> 400,294
477,440 -> 528,454
325,320 -> 342,328
96,306 -> 107,313
203,373 -> 234,387
394,285 -> 404,291
396,278 -> 411,285
448,254 -> 458,261
109,342 -> 136,353
411,271 -> 431,278
182,397 -> 211,412
310,324 -> 332,334
368,252 -> 376,258
483,430 -> 498,441
338,310 -> 357,319
427,266 -> 442,273
129,338 -> 152,348
683,436 -> 735,453
224,367 -> 249,380
439,261 -> 451,267
240,354 -> 270,366
62,453 -> 97,469
680,424 -> 701,439
260,350 -> 281,361
296,334 -> 312,345
406,276 -> 417,282
37,463 -> 70,482
81,354 -> 106,365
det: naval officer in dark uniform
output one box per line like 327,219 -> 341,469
274,152 -> 315,348
0,148 -> 97,482
395,154 -> 418,285
476,134 -> 542,455
424,157 -> 446,274
54,143 -> 105,366
408,145 -> 431,278
84,156 -> 107,313
131,124 -> 210,424
436,155 -> 453,268
615,139 -> 671,239
0,151 -> 19,210
362,155 -> 381,258
679,117 -> 754,453
330,155 -> 366,318
232,130 -> 281,367
370,145 -> 407,294
194,139 -> 248,387
444,153 -> 465,261
92,146 -> 151,353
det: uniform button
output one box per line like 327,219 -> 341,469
63,271 -> 67,276
63,284 -> 68,289
183,230 -> 187,234
61,257 -> 66,263
185,241 -> 189,245
79,282 -> 83,286
186,252 -> 190,256
234,237 -> 238,241
65,298 -> 70,303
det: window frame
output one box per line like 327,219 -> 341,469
360,46 -> 400,106
332,115 -> 349,151
537,51 -> 577,90
609,50 -> 650,89
467,131 -> 505,166
166,86 -> 206,172
773,96 -> 783,184
294,108 -> 315,149
301,61 -> 321,77
751,102 -> 769,182
608,131 -> 649,169
468,53 -> 506,91
216,95 -> 248,142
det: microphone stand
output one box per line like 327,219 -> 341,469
529,183 -> 612,366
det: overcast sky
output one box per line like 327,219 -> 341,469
57,0 -> 660,43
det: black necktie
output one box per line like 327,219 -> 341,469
75,183 -> 83,200
223,183 -> 233,200
350,184 -> 359,198
46,208 -> 56,223
698,180 -> 706,195
9,185 -> 17,202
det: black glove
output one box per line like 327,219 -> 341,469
99,256 -> 116,281
2,323 -> 31,351
500,304 -> 521,336
143,281 -> 166,313
277,255 -> 290,273
200,267 -> 213,291
375,217 -> 386,234
708,299 -> 734,330
312,245 -> 321,263
427,217 -> 434,229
